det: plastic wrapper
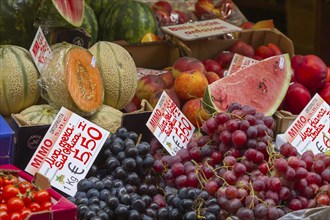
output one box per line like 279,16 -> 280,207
38,42 -> 104,117
278,206 -> 330,220
141,0 -> 198,38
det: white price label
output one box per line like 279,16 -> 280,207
29,26 -> 52,73
161,19 -> 241,41
283,93 -> 330,155
25,107 -> 110,196
146,91 -> 195,155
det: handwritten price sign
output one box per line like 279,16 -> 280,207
147,91 -> 195,155
25,107 -> 110,196
29,26 -> 52,73
283,93 -> 330,155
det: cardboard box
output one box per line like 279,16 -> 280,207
122,99 -> 154,143
117,40 -> 181,69
0,115 -> 15,164
9,114 -> 50,170
174,28 -> 294,60
0,164 -> 77,220
273,110 -> 297,136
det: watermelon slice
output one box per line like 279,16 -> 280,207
203,54 -> 292,116
35,0 -> 85,28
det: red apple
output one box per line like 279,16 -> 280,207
327,67 -> 330,82
159,71 -> 174,88
283,82 -> 312,115
152,1 -> 172,14
318,82 -> 330,104
202,59 -> 222,76
214,51 -> 235,69
255,45 -> 274,59
229,41 -> 255,58
294,55 -> 327,90
291,55 -> 304,70
172,56 -> 205,78
149,88 -> 181,108
267,43 -> 282,55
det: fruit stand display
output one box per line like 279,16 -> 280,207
0,0 -> 330,220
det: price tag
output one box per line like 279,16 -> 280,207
136,67 -> 168,80
25,107 -> 110,196
282,93 -> 330,155
226,54 -> 259,76
146,91 -> 195,155
161,19 -> 241,41
29,26 -> 52,73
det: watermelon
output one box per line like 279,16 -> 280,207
0,0 -> 41,49
85,0 -> 112,19
81,4 -> 98,47
203,54 -> 292,116
35,0 -> 85,28
99,0 -> 157,44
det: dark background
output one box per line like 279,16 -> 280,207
235,0 -> 330,65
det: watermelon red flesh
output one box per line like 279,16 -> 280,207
203,54 -> 292,116
35,0 -> 84,28
54,0 -> 84,26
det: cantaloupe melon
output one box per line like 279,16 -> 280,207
89,41 -> 137,110
87,104 -> 123,133
19,104 -> 59,125
0,45 -> 40,116
40,42 -> 104,116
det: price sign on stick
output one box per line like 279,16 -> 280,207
146,91 -> 195,155
25,107 -> 110,196
29,26 -> 52,73
282,94 -> 330,155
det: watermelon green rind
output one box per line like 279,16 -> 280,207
81,4 -> 98,46
85,0 -> 112,19
203,54 -> 292,116
35,0 -> 84,28
100,0 -> 157,44
0,0 -> 41,49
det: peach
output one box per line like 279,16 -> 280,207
252,19 -> 274,29
294,55 -> 327,90
202,59 -> 222,76
194,0 -> 217,19
172,56 -> 205,78
327,67 -> 330,82
174,69 -> 208,100
205,71 -> 220,84
283,82 -> 311,115
136,75 -> 166,101
255,45 -> 274,59
240,21 -> 255,29
230,41 -> 255,58
214,51 -> 235,69
159,71 -> 174,88
181,98 -> 210,127
149,88 -> 181,108
124,101 -> 138,113
318,82 -> 330,104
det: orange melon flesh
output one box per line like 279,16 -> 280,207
203,54 -> 292,116
65,48 -> 103,113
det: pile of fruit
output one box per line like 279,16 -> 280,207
67,102 -> 330,220
0,172 -> 53,219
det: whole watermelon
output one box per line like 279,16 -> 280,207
99,0 -> 157,44
81,4 -> 98,47
0,0 -> 41,49
85,0 -> 112,19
